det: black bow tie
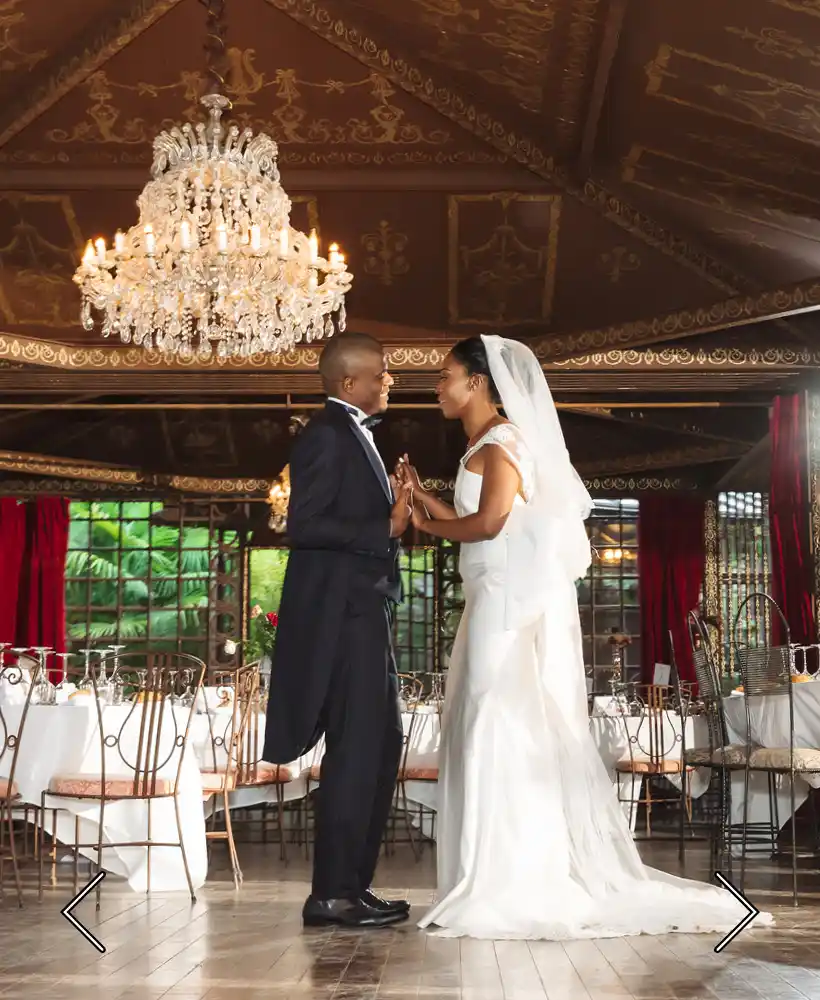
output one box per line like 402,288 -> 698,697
337,401 -> 381,430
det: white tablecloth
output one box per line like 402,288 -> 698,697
721,684 -> 820,838
3,701 -> 207,893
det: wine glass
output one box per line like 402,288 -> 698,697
54,652 -> 73,691
78,649 -> 96,692
94,647 -> 111,690
179,668 -> 196,708
29,647 -> 55,705
10,647 -> 34,701
107,644 -> 126,705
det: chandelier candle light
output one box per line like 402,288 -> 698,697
73,2 -> 352,358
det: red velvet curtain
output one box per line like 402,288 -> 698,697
0,499 -> 27,643
639,495 -> 706,683
770,393 -> 815,644
16,498 -> 70,654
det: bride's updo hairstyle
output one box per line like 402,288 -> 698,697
450,337 -> 502,405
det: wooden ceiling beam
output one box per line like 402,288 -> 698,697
578,0 -> 630,179
714,435 -> 771,492
568,406 -> 760,446
576,441 -> 748,477
0,168 -> 546,192
265,0 -> 750,297
533,277 -> 820,359
0,0 -> 183,148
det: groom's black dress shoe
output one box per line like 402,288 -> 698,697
302,895 -> 409,928
361,889 -> 410,914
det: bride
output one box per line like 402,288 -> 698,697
399,334 -> 772,940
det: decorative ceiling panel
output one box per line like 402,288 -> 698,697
0,0 -> 504,170
597,0 -> 820,283
339,0 -> 558,116
0,0 -> 114,95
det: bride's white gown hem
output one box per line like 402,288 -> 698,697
417,419 -> 773,941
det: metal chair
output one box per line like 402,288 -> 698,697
386,674 -> 425,858
613,681 -> 689,843
202,666 -> 251,888
682,612 -> 747,872
232,662 -> 294,860
733,592 -> 820,905
396,672 -> 443,855
202,662 -> 294,882
0,650 -> 39,906
39,651 -> 206,907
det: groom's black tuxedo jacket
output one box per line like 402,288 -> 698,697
263,400 -> 400,764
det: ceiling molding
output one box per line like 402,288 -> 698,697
0,167 -> 548,192
533,278 -> 820,359
0,472 -> 700,496
418,473 -> 702,493
0,449 -> 270,494
0,0 -> 184,148
2,321 -> 820,376
265,0 -> 750,295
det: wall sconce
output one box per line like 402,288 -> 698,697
267,466 -> 290,532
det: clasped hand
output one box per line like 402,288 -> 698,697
392,454 -> 428,533
389,456 -> 416,538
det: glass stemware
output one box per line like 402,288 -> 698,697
107,644 -> 126,705
29,646 -> 56,705
428,671 -> 445,704
179,669 -> 195,708
54,652 -> 73,691
10,647 -> 34,702
95,647 -> 111,690
78,649 -> 96,692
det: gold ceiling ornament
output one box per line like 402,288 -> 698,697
0,0 -> 46,74
73,0 -> 352,360
600,245 -> 641,284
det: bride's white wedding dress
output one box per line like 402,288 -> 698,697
418,422 -> 772,940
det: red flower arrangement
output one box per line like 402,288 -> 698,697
249,605 -> 279,658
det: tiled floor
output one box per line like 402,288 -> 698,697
1,841 -> 819,1000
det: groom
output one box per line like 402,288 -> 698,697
263,332 -> 413,928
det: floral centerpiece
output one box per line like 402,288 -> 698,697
247,605 -> 279,662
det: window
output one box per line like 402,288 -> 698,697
716,491 -> 771,674
394,547 -> 437,675
393,540 -> 463,677
577,499 -> 640,691
66,500 -> 241,663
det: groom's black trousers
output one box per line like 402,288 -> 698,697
312,593 -> 403,900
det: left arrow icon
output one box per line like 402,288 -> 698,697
61,871 -> 106,953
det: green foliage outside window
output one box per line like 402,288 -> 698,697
65,501 -> 235,658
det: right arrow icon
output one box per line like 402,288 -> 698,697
713,871 -> 761,953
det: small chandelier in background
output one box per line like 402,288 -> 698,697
73,0 -> 352,359
267,466 -> 290,532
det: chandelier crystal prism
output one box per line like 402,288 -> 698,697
73,93 -> 352,359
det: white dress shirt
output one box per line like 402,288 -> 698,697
327,397 -> 391,495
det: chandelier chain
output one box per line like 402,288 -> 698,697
200,0 -> 229,96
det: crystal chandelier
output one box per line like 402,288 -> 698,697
73,1 -> 352,359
